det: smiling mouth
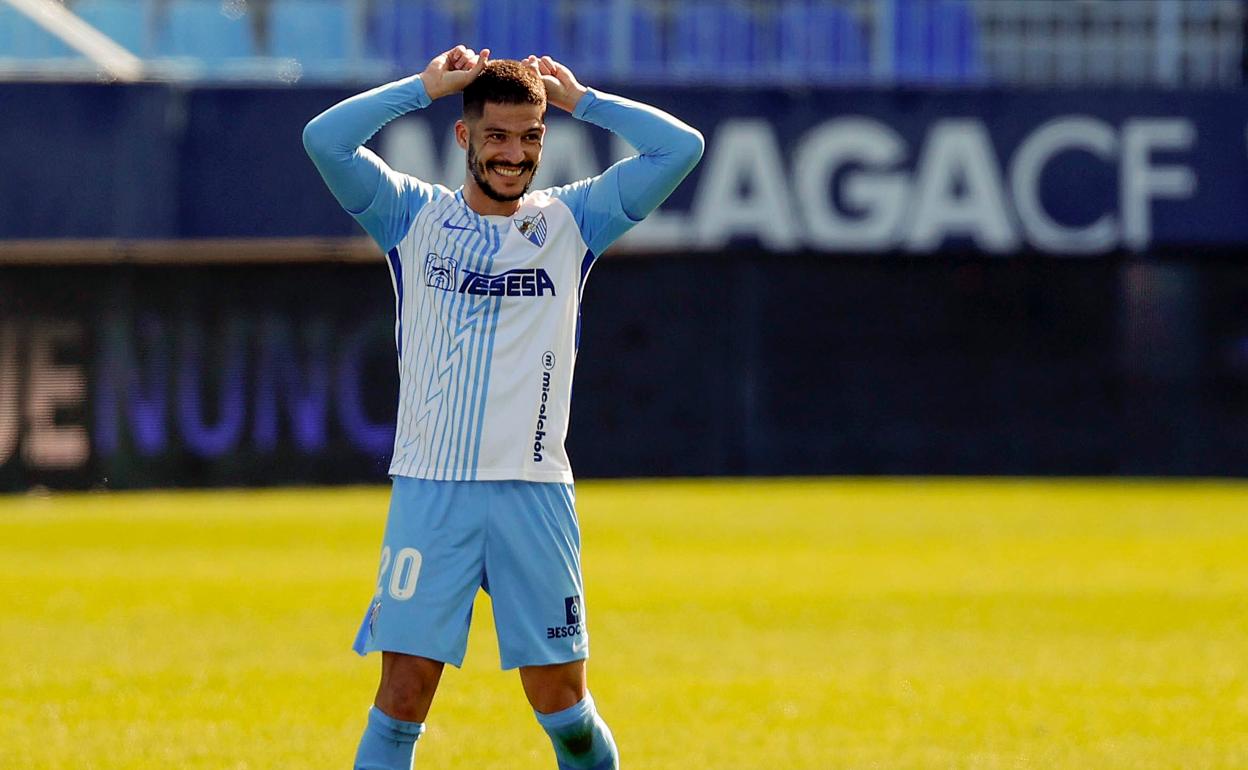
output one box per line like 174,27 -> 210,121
489,164 -> 527,178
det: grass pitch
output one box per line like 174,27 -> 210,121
2,479 -> 1246,769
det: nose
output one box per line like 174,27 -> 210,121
497,137 -> 525,164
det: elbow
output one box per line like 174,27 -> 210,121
302,114 -> 330,159
676,127 -> 705,173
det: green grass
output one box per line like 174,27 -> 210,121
2,479 -> 1247,769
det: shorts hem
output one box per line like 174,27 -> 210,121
499,649 -> 588,671
357,642 -> 468,669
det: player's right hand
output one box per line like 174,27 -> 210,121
420,45 -> 490,100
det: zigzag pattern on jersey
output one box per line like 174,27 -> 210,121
391,194 -> 504,480
420,224 -> 500,480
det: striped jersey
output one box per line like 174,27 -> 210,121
378,184 -> 600,483
304,81 -> 704,484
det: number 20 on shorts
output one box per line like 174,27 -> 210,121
374,546 -> 423,600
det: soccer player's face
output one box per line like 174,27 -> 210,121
466,102 -> 545,202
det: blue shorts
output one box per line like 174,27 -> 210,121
353,477 -> 589,670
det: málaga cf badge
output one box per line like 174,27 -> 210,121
514,211 -> 548,247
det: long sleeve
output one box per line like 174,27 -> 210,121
552,89 -> 705,256
302,75 -> 437,252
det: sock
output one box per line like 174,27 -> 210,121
534,693 -> 619,770
353,706 -> 425,770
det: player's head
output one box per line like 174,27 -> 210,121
456,59 -> 547,203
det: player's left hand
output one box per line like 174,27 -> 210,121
524,55 -> 588,113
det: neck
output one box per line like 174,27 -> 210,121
463,177 -> 523,217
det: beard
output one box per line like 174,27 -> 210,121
467,140 -> 539,202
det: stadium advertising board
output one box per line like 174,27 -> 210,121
382,107 -> 1209,256
2,84 -> 1247,254
0,266 -> 402,490
4,256 -> 1248,490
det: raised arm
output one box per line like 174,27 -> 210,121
302,45 -> 490,251
531,56 -> 704,256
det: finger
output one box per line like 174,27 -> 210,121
468,48 -> 490,76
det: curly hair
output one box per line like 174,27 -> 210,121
463,59 -> 546,120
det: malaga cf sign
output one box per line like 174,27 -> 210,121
379,89 -> 1248,256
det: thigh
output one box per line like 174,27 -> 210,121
353,477 -> 487,667
485,481 -> 588,670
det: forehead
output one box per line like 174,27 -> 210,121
474,101 -> 545,132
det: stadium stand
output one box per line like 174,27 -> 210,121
0,0 -> 1242,87
365,0 -> 454,74
72,0 -> 148,55
564,1 -> 663,80
0,4 -> 75,58
894,0 -> 980,82
270,0 -> 350,64
158,0 -> 255,60
777,2 -> 871,81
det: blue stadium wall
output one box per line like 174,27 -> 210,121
2,83 -> 1247,488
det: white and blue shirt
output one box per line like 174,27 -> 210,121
304,76 -> 703,482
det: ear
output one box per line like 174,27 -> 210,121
454,119 -> 469,150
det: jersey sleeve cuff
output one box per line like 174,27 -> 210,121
401,74 -> 433,110
571,88 -> 600,121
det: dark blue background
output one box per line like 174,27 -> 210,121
3,83 -> 1247,247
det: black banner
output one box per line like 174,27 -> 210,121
3,252 -> 1248,490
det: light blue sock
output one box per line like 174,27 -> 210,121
534,693 -> 619,770
353,706 -> 425,770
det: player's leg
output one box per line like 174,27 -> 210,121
354,653 -> 442,770
486,481 -> 620,769
375,651 -> 445,721
521,659 -> 618,769
352,478 -> 487,769
522,662 -> 617,769
519,659 -> 586,714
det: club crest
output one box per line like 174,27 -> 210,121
425,253 -> 458,291
368,600 -> 381,639
513,211 -> 548,247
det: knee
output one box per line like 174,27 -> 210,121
374,655 -> 443,723
374,683 -> 431,723
529,681 -> 585,715
521,660 -> 587,715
